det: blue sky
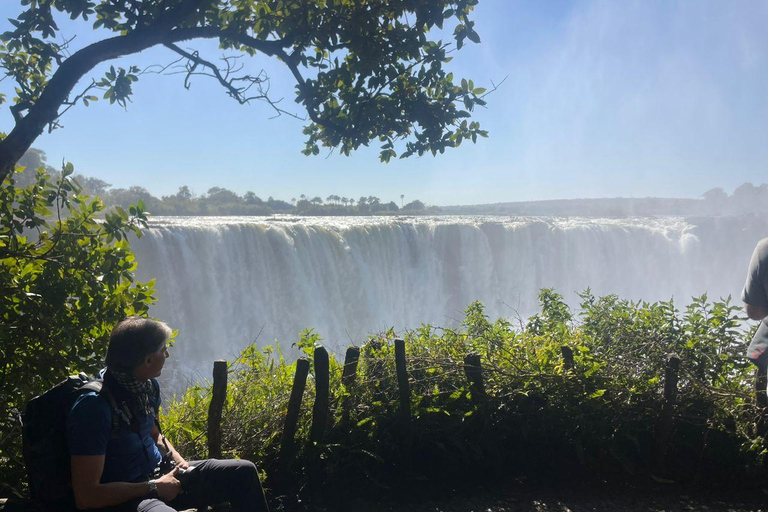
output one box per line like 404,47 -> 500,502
1,0 -> 766,206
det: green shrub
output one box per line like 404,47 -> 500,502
0,163 -> 155,488
163,291 -> 766,500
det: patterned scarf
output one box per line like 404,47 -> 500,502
108,370 -> 156,417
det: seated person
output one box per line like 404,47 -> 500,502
67,316 -> 269,512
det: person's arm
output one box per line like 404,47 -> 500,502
149,379 -> 188,468
743,239 -> 768,321
151,422 -> 188,468
70,455 -> 181,509
746,303 -> 768,321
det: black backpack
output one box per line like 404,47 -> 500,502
21,373 -> 125,509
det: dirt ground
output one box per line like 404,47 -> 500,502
4,480 -> 767,512
351,482 -> 768,512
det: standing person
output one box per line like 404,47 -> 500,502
66,316 -> 269,512
743,238 -> 768,367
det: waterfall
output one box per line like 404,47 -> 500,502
130,215 -> 768,370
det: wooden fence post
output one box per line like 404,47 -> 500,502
207,360 -> 228,459
653,353 -> 680,478
755,367 -> 768,436
394,339 -> 411,424
307,347 -> 331,502
394,338 -> 413,462
561,346 -> 574,371
463,353 -> 486,404
310,346 -> 330,444
278,357 -> 310,475
341,346 -> 360,425
365,338 -> 392,407
342,346 -> 360,388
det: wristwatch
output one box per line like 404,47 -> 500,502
147,479 -> 159,499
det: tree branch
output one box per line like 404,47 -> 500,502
165,43 -> 252,102
164,44 -> 303,120
51,79 -> 99,132
0,25 -> 291,182
274,48 -> 338,131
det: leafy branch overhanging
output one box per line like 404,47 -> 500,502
0,0 -> 496,182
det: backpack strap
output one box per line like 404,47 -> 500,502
150,378 -> 163,434
80,380 -> 102,394
85,377 -> 161,435
100,380 -> 153,464
98,385 -> 123,431
80,380 -> 124,431
85,377 -> 158,466
150,378 -> 160,412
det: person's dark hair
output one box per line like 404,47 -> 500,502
105,316 -> 172,372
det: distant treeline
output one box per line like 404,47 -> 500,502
86,183 -> 432,217
441,184 -> 768,217
15,149 -> 768,217
15,150 -> 434,216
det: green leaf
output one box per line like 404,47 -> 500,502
356,417 -> 374,427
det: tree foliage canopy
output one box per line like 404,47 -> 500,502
0,0 -> 491,181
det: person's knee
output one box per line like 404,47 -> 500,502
140,498 -> 177,512
243,460 -> 259,482
230,459 -> 259,484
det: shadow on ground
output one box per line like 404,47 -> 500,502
350,481 -> 768,512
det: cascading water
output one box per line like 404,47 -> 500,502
130,215 -> 767,380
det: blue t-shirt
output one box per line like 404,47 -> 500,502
66,381 -> 162,483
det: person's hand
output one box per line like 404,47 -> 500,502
175,457 -> 189,469
155,467 -> 182,501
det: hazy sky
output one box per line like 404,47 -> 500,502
1,0 -> 766,206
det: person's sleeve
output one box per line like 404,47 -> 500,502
66,394 -> 112,456
742,239 -> 768,307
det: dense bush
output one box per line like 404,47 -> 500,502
0,164 -> 156,488
163,290 -> 765,503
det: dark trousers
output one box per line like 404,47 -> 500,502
100,459 -> 269,512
